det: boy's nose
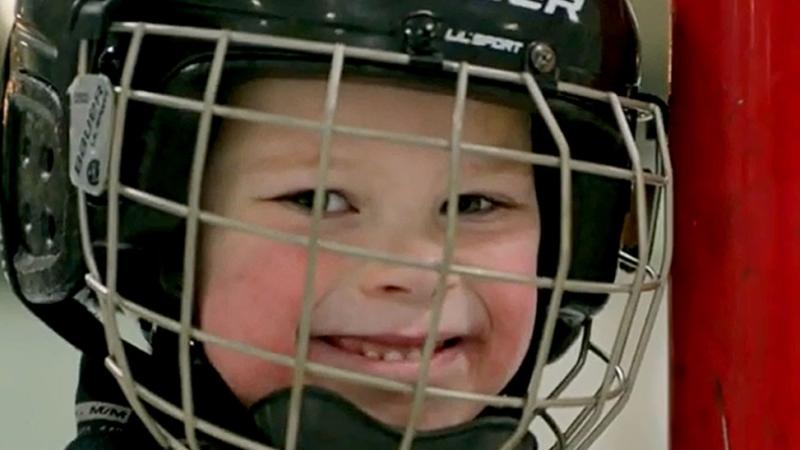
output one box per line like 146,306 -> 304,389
356,240 -> 458,303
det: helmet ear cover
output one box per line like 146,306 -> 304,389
498,101 -> 632,400
533,98 -> 633,361
0,71 -> 114,356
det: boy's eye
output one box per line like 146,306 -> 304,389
440,194 -> 502,215
279,190 -> 353,214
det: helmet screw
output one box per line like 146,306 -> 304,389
402,11 -> 442,55
529,42 -> 557,74
98,45 -> 123,81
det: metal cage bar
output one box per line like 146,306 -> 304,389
398,61 -> 469,450
177,31 -> 231,450
97,23 -> 170,447
497,70 -> 574,450
283,43 -> 347,450
564,92 -> 652,448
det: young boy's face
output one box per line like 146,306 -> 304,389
198,77 -> 540,430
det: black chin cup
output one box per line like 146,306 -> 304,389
250,386 -> 537,450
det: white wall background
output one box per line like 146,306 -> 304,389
0,0 -> 670,448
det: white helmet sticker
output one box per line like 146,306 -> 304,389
490,0 -> 586,23
445,28 -> 525,54
68,74 -> 116,196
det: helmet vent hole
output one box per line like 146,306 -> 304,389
20,202 -> 32,230
20,136 -> 32,168
39,210 -> 58,250
40,145 -> 55,178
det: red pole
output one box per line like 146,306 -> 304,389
670,1 -> 800,449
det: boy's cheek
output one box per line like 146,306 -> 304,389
198,237 -> 352,405
479,281 -> 537,370
458,228 -> 539,275
461,238 -> 539,385
462,233 -> 538,343
199,237 -> 349,342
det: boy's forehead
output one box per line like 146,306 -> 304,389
225,76 -> 531,147
232,137 -> 533,177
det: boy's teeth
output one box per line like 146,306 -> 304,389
363,349 -> 382,360
327,336 -> 450,362
360,343 -> 419,362
382,350 -> 404,362
406,349 -> 422,361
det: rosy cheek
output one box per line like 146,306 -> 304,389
461,234 -> 539,386
198,234 -> 347,405
480,282 -> 537,375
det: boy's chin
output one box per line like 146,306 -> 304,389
249,385 -> 535,450
364,400 -> 482,431
250,383 -> 483,431
310,381 -> 483,431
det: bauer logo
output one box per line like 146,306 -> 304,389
444,28 -> 525,54
489,0 -> 586,23
68,74 -> 115,196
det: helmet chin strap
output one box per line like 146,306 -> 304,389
250,386 -> 537,450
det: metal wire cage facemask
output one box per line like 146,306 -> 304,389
73,21 -> 672,450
